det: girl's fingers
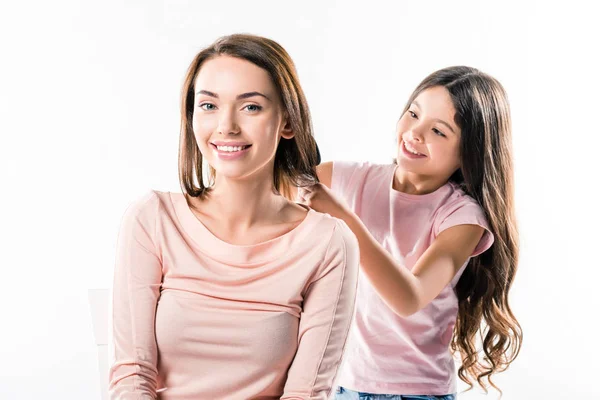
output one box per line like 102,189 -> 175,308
297,186 -> 313,203
297,187 -> 309,202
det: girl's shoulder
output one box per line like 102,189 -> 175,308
331,161 -> 395,193
442,182 -> 483,210
332,160 -> 394,175
429,183 -> 486,224
433,184 -> 494,254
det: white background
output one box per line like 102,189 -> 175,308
1,0 -> 599,399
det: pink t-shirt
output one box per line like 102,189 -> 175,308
332,162 -> 494,395
109,191 -> 359,400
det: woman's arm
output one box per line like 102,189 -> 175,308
109,193 -> 162,399
300,183 -> 484,317
281,220 -> 359,400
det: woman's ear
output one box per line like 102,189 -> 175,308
280,115 -> 294,139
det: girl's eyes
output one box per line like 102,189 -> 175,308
432,128 -> 446,138
407,110 -> 447,138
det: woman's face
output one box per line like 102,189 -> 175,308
192,55 -> 293,183
395,85 -> 462,180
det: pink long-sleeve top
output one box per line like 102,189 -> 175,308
109,191 -> 359,400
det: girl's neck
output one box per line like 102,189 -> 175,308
392,166 -> 450,195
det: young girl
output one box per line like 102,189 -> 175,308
109,34 -> 359,400
298,66 -> 522,399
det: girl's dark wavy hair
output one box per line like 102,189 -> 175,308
401,66 -> 522,394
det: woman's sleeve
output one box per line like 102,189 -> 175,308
109,192 -> 163,399
281,220 -> 360,399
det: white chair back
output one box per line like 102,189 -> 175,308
88,288 -> 109,400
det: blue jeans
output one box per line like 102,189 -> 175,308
334,386 -> 456,400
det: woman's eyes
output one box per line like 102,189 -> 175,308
243,104 -> 262,112
408,110 -> 417,118
198,103 -> 216,111
197,103 -> 262,112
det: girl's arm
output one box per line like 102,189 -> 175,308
288,162 -> 333,201
315,162 -> 333,188
344,210 -> 483,316
300,183 -> 484,318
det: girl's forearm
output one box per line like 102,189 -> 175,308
342,212 -> 422,317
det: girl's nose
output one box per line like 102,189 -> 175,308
408,128 -> 424,142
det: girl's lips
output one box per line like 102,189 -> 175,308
401,140 -> 427,159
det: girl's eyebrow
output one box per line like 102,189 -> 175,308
412,100 -> 457,134
435,118 -> 457,134
195,90 -> 271,101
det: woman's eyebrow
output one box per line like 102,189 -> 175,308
196,89 -> 218,98
237,91 -> 270,101
195,90 -> 271,101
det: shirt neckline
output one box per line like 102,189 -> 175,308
388,163 -> 451,201
169,192 -> 319,265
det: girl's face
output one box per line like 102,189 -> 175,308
396,86 -> 461,180
192,55 -> 293,183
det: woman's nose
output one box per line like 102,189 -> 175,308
217,109 -> 240,135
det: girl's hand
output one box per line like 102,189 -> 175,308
297,183 -> 352,222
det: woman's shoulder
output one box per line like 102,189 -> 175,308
307,210 -> 359,251
299,210 -> 359,281
122,190 -> 182,220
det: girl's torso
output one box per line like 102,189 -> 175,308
331,162 -> 493,396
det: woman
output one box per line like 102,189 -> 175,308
109,34 -> 359,400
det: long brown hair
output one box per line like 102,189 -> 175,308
178,34 -> 319,199
402,67 -> 522,393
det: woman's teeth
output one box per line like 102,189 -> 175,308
216,145 -> 246,152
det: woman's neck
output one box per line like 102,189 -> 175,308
200,174 -> 287,232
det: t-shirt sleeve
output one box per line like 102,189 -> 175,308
331,161 -> 369,208
435,197 -> 494,257
281,220 -> 359,399
109,191 -> 162,399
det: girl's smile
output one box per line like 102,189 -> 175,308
401,139 -> 427,159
